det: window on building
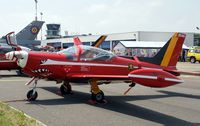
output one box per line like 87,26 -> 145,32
100,41 -> 110,50
47,42 -> 61,51
83,42 -> 90,46
62,43 -> 74,49
194,34 -> 200,46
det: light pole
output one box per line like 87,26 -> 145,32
40,12 -> 43,40
34,0 -> 38,21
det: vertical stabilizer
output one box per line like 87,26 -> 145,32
91,35 -> 107,47
160,33 -> 186,67
139,33 -> 186,68
16,21 -> 44,40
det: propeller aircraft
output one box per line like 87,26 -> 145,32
5,33 -> 187,103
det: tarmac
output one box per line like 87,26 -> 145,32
0,62 -> 200,126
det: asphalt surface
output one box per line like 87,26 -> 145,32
0,62 -> 200,126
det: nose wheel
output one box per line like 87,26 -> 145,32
26,77 -> 39,101
27,90 -> 38,101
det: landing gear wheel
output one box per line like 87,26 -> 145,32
190,57 -> 196,63
27,90 -> 38,101
60,84 -> 72,95
91,90 -> 105,103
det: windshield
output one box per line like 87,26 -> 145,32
59,45 -> 116,61
195,49 -> 200,53
59,46 -> 76,56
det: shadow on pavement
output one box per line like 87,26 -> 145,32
26,86 -> 200,126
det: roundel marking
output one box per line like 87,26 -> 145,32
31,26 -> 39,34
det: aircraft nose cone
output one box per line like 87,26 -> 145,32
5,51 -> 15,60
5,51 -> 29,68
16,51 -> 29,68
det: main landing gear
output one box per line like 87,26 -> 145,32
26,77 -> 39,101
59,79 -> 106,103
89,79 -> 106,103
60,81 -> 73,95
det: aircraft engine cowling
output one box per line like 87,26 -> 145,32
128,69 -> 183,88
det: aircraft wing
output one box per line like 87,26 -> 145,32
165,69 -> 200,76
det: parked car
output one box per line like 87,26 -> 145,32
187,46 -> 200,63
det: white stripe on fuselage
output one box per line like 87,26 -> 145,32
40,59 -> 171,71
41,59 -> 129,68
128,74 -> 157,79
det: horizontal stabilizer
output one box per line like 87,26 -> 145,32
128,68 -> 183,87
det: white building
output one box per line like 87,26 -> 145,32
113,41 -> 189,57
41,31 -> 196,51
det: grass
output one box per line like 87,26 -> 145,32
0,102 -> 43,126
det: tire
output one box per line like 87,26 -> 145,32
91,90 -> 105,102
60,84 -> 72,95
27,90 -> 38,101
190,57 -> 196,63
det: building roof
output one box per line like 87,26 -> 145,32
120,41 -> 189,49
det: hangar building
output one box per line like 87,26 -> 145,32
41,25 -> 200,56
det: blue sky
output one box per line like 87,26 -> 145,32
0,0 -> 200,36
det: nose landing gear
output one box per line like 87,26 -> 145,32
27,89 -> 38,101
26,77 -> 39,101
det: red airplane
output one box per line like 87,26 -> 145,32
5,33 -> 186,103
0,32 -> 31,71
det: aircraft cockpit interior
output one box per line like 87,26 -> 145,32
59,45 -> 116,61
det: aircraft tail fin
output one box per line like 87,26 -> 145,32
139,33 -> 186,68
73,35 -> 107,47
91,35 -> 107,47
16,20 -> 44,40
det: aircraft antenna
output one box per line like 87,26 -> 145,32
34,0 -> 38,21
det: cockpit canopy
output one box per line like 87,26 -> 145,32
59,45 -> 116,61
